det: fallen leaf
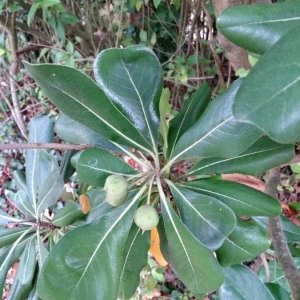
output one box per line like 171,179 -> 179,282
149,227 -> 168,267
79,194 -> 91,214
222,173 -> 265,192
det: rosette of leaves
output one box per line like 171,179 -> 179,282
23,40 -> 297,300
0,115 -> 66,299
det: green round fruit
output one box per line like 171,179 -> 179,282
134,205 -> 159,231
104,175 -> 128,207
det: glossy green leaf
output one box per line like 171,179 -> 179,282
265,283 -> 291,300
217,264 -> 275,300
161,197 -> 224,294
0,227 -> 33,248
217,2 -> 300,55
37,197 -> 139,300
258,258 -> 300,292
118,224 -> 150,299
14,190 -> 35,218
17,236 -> 36,285
182,180 -> 281,216
36,170 -> 64,216
216,219 -> 270,267
54,114 -> 122,153
233,25 -> 300,144
77,148 -> 138,188
170,183 -> 236,250
170,80 -> 262,162
94,45 -> 162,151
167,82 -> 211,158
52,200 -> 84,227
24,62 -> 153,152
188,136 -> 294,177
26,115 -> 54,205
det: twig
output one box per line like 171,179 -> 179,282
201,2 -> 225,90
1,12 -> 27,139
0,143 -> 92,151
266,167 -> 300,300
260,253 -> 270,282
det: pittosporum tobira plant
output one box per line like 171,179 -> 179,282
2,2 -> 300,297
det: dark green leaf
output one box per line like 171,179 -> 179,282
170,80 -> 262,162
118,224 -> 150,299
157,217 -> 170,263
0,247 -> 16,299
59,150 -> 76,182
24,63 -> 153,152
77,148 -> 138,187
36,233 -> 48,268
55,114 -> 122,153
170,183 -> 236,250
216,219 -> 270,267
52,200 -> 84,227
58,11 -> 79,24
217,2 -> 300,55
8,236 -> 37,300
17,236 -> 36,285
233,25 -> 300,144
182,180 -> 281,216
265,283 -> 291,300
167,82 -> 211,159
36,170 -> 64,215
14,191 -> 35,218
0,209 -> 20,225
0,229 -> 34,299
161,197 -> 224,294
26,115 -> 54,205
7,277 -> 33,300
27,284 -> 40,300
37,198 -> 139,300
258,258 -> 300,292
217,264 -> 275,300
13,170 -> 28,197
0,227 -> 34,248
188,136 -> 294,176
94,45 -> 162,151
253,216 -> 300,243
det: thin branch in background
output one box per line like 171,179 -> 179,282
266,167 -> 300,300
115,0 -> 125,47
1,12 -> 27,139
200,2 -> 225,91
260,253 -> 270,282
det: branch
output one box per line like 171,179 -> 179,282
0,143 -> 92,151
1,12 -> 27,138
266,167 -> 300,300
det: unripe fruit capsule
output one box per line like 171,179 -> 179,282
104,175 -> 128,207
134,205 -> 159,231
